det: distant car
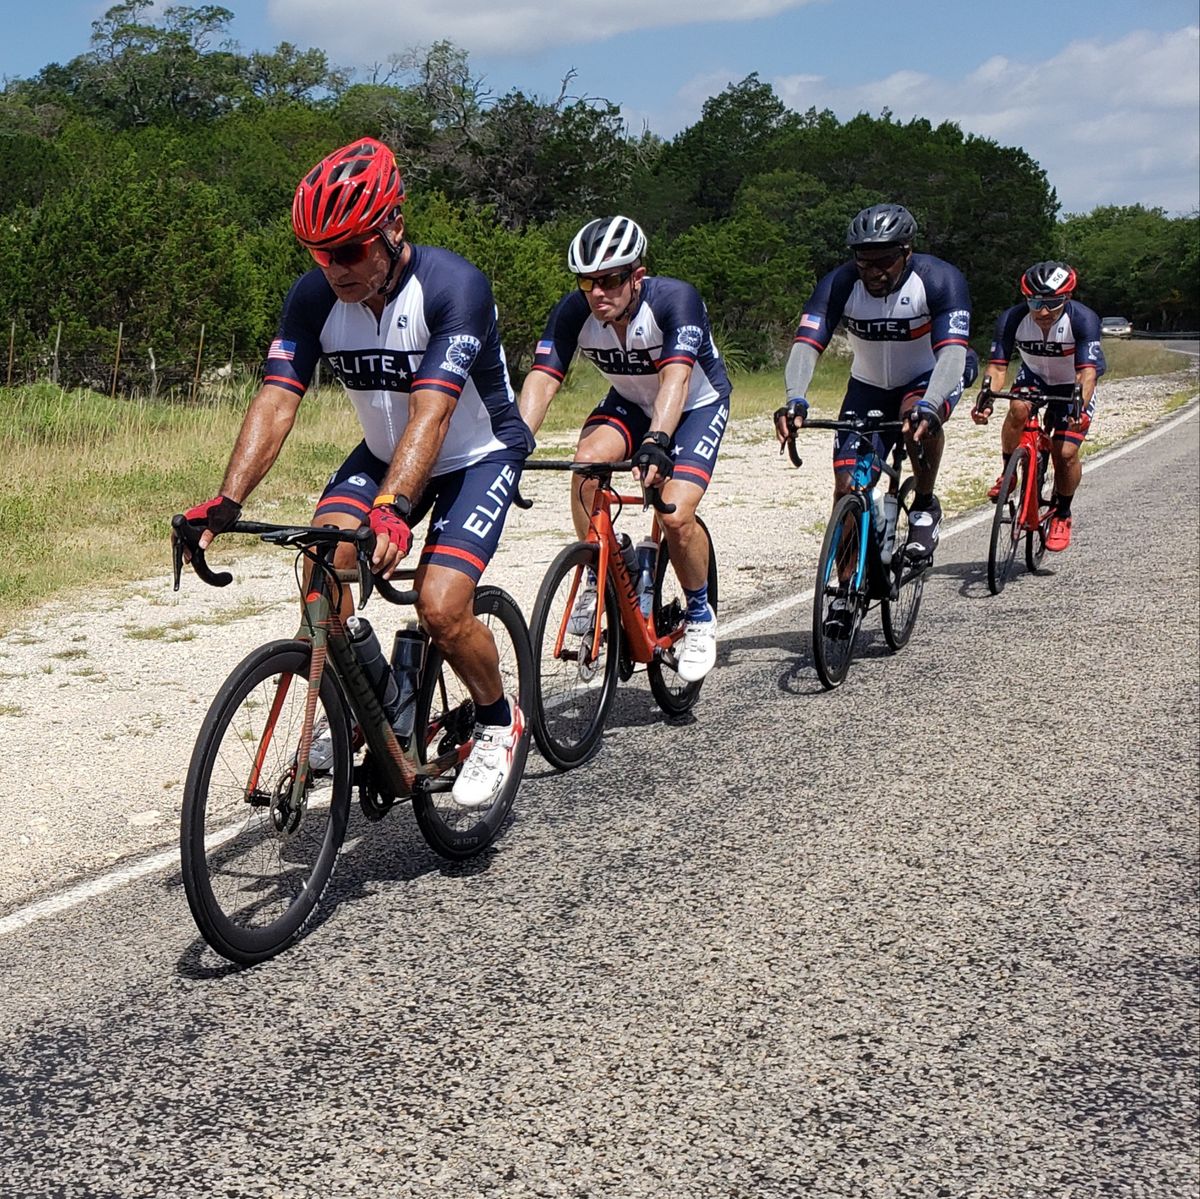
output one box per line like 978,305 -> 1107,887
1101,316 -> 1133,337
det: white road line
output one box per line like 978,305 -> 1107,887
2,397 -> 1197,941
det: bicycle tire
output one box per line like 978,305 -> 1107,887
881,478 -> 925,651
647,515 -> 719,716
812,494 -> 868,689
529,542 -> 622,770
180,639 -> 353,965
411,585 -> 532,860
1026,448 -> 1054,573
987,446 -> 1027,595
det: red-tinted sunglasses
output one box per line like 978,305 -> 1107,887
308,233 -> 382,269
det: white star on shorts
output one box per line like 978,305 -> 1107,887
433,518 -> 450,532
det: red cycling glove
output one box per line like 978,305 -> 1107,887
368,503 -> 413,558
183,494 -> 242,535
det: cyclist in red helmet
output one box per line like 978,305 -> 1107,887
179,137 -> 533,809
972,261 -> 1104,553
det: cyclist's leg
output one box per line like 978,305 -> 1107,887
1045,395 -> 1091,550
310,441 -> 390,621
659,399 -> 728,590
572,391 -> 648,540
832,379 -> 892,502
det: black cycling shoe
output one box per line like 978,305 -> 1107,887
905,496 -> 942,561
823,596 -> 854,640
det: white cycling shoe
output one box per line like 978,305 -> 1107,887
675,606 -> 717,683
566,583 -> 597,637
452,700 -> 526,810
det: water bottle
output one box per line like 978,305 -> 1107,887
617,533 -> 640,587
346,615 -> 403,730
870,486 -> 888,550
881,493 -> 899,566
636,538 -> 658,618
390,625 -> 426,740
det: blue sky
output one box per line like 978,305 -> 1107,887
4,0 -> 1198,215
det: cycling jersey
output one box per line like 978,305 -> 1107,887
530,276 -> 732,414
263,244 -> 531,475
793,253 -> 972,392
989,301 -> 1106,394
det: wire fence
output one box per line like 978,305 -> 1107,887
0,319 -> 294,401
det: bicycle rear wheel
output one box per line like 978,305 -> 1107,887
411,585 -> 532,860
881,479 -> 925,650
1026,448 -> 1055,572
647,516 -> 718,717
529,542 -> 621,770
180,639 -> 353,965
811,495 -> 868,689
987,446 -> 1027,595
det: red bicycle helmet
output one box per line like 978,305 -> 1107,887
292,138 -> 405,249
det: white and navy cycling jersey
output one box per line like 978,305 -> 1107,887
989,301 -> 1106,395
793,253 -> 972,391
530,276 -> 732,415
264,244 -> 531,475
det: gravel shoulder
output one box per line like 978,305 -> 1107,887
0,367 -> 1194,913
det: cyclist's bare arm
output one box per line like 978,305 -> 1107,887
1076,364 -> 1098,405
637,362 -> 692,489
518,369 -> 561,437
199,382 -> 302,549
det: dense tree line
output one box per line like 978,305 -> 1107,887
0,2 -> 1194,392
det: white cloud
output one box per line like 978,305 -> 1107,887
267,0 -> 816,58
773,26 -> 1200,214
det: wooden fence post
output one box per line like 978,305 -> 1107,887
6,320 -> 14,388
52,322 -> 62,386
110,323 -> 123,399
191,324 -> 206,402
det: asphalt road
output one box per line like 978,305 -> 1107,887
1,410 -> 1197,1199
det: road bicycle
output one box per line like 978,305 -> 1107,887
974,378 -> 1082,595
785,411 -> 927,689
522,460 -> 718,769
171,516 -> 531,965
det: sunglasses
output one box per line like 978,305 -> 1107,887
1026,296 -> 1067,311
853,248 -> 907,271
577,268 -> 633,293
308,233 -> 382,269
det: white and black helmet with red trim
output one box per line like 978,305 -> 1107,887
567,215 -> 647,275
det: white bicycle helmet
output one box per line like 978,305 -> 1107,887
567,216 -> 646,275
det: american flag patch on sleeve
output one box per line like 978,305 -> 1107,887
268,338 -> 296,361
799,314 -> 821,330
535,340 -> 554,357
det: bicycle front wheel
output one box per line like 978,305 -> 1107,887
180,639 -> 353,965
881,479 -> 925,651
529,542 -> 621,770
1026,448 -> 1055,573
411,585 -> 532,860
987,446 -> 1028,595
812,494 -> 868,689
647,515 -> 718,717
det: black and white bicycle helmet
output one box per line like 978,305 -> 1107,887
846,203 -> 918,248
567,216 -> 647,274
1021,260 -> 1077,299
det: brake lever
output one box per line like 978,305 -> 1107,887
513,485 -> 533,510
355,527 -> 375,610
171,514 -> 233,590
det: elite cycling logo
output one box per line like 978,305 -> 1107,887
462,464 -> 518,540
845,316 -> 928,342
325,349 -> 415,391
1018,339 -> 1073,358
674,325 -> 704,353
440,335 -> 482,378
582,346 -> 657,376
948,310 -> 971,337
